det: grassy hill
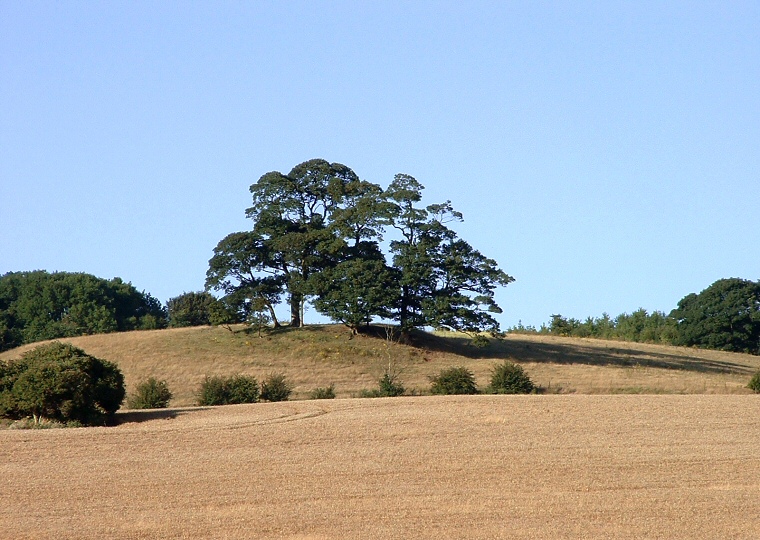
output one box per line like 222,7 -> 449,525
2,324 -> 759,406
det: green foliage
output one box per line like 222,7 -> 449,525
310,256 -> 400,332
260,373 -> 292,402
0,342 -> 125,425
385,176 -> 514,337
748,372 -> 760,393
309,384 -> 336,399
126,377 -> 173,409
489,361 -> 534,394
429,366 -> 478,395
196,375 -> 259,406
525,310 -> 678,345
671,278 -> 760,355
167,292 -> 218,328
0,271 -> 167,352
378,371 -> 405,397
209,160 -> 513,334
358,369 -> 406,398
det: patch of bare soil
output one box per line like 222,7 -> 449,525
1,395 -> 759,539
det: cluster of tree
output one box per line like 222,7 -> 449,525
0,271 -> 167,352
523,309 -> 679,344
205,159 -> 514,341
0,342 -> 125,426
512,278 -> 760,355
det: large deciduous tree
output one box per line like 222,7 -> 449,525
385,174 -> 514,339
670,278 -> 760,354
243,159 -> 364,327
205,231 -> 285,327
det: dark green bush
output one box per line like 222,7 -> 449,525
430,366 -> 478,395
309,384 -> 336,400
748,371 -> 760,393
197,374 -> 259,406
358,370 -> 406,398
127,377 -> 173,409
489,361 -> 535,394
378,371 -> 405,397
260,373 -> 292,402
0,342 -> 125,425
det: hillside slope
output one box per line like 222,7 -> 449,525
2,325 -> 759,406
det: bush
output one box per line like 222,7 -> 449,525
260,373 -> 292,402
489,361 -> 535,394
197,375 -> 259,406
748,371 -> 760,393
429,366 -> 478,395
127,377 -> 173,409
0,342 -> 125,425
378,371 -> 405,397
310,384 -> 336,400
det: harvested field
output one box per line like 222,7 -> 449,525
2,395 -> 759,539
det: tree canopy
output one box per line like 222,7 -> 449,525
207,159 -> 514,338
0,271 -> 167,352
0,342 -> 125,425
670,278 -> 760,354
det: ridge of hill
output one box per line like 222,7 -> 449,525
2,325 -> 758,406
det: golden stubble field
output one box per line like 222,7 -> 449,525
2,395 -> 759,539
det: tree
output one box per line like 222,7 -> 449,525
1,342 -> 125,425
245,159 -> 362,327
205,231 -> 285,327
670,278 -> 760,354
385,175 -> 514,338
0,271 -> 167,352
167,291 -> 218,328
210,161 -> 514,334
310,256 -> 400,334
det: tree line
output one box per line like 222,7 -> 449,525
0,271 -> 166,352
511,277 -> 760,355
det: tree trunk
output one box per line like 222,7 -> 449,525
290,293 -> 301,327
267,303 -> 280,328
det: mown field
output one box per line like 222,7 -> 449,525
2,395 -> 759,539
2,326 -> 760,538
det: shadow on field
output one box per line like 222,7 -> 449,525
406,332 -> 753,375
116,407 -> 209,425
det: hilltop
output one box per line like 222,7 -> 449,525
2,324 -> 758,406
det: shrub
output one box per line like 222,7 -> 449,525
429,366 -> 478,395
127,377 -> 173,409
748,371 -> 760,393
310,384 -> 336,400
359,370 -> 406,398
489,361 -> 535,394
197,375 -> 259,406
378,371 -> 405,397
260,373 -> 292,402
0,342 -> 125,425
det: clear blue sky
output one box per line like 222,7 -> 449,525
1,1 -> 758,328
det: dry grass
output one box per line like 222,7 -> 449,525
1,395 -> 759,539
2,325 -> 759,406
